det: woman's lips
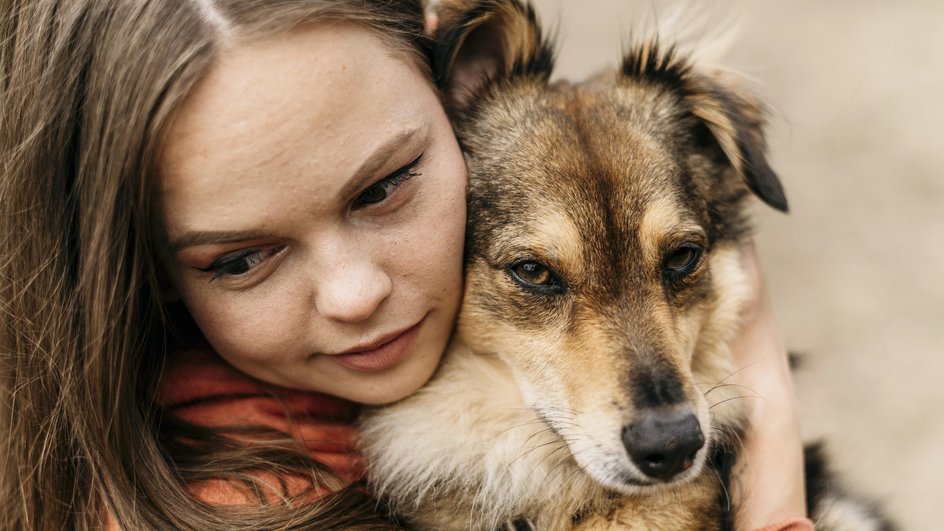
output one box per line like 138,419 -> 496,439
327,317 -> 425,372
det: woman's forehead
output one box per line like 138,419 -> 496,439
163,24 -> 428,168
157,22 -> 437,227
161,25 -> 430,187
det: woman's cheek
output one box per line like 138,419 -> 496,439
403,181 -> 465,281
186,281 -> 311,364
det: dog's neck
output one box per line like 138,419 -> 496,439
362,340 -> 606,530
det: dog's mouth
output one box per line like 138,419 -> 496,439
580,443 -> 710,494
611,445 -> 708,488
538,405 -> 711,492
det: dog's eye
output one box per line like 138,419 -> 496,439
511,262 -> 552,285
509,261 -> 563,293
662,245 -> 703,277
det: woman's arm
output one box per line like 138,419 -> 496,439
729,243 -> 809,530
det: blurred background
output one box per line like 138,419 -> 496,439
527,1 -> 943,528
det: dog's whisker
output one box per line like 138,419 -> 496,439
698,360 -> 766,396
496,417 -> 554,438
500,431 -> 574,482
710,464 -> 732,514
708,394 -> 762,410
515,433 -> 568,461
702,382 -> 756,397
521,442 -> 573,484
559,457 -> 590,491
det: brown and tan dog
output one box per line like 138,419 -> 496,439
360,2 -> 893,529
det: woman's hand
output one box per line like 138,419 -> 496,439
729,242 -> 808,530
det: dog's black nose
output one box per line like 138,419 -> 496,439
622,407 -> 705,482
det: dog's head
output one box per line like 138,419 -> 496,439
435,0 -> 786,493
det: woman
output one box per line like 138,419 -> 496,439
0,0 -> 808,529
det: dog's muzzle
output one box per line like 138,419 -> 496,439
621,405 -> 705,482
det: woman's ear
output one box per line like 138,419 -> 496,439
432,0 -> 555,112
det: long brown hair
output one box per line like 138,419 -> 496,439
0,1 -> 430,529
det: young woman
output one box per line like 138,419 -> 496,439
0,0 -> 809,529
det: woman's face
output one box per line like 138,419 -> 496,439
157,24 -> 466,405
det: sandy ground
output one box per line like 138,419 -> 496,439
525,1 -> 944,528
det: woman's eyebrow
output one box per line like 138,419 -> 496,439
339,126 -> 424,199
169,127 -> 425,253
169,230 -> 275,252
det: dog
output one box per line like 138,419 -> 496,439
360,1 -> 895,529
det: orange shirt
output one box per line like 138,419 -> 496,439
159,348 -> 365,502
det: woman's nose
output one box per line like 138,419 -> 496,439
314,259 -> 392,324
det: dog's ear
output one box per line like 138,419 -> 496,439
685,74 -> 788,212
433,0 -> 554,112
622,43 -> 788,212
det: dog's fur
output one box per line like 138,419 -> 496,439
360,2 -> 894,529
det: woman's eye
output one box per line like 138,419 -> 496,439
199,247 -> 282,282
508,261 -> 564,294
353,157 -> 421,208
662,245 -> 703,277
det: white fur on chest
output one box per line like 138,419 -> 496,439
360,343 -> 601,530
